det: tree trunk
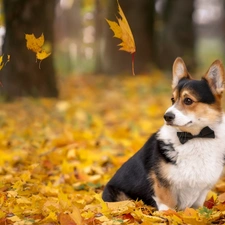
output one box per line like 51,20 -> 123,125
102,0 -> 155,75
2,0 -> 58,99
156,0 -> 196,71
94,0 -> 104,74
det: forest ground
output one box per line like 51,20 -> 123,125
0,73 -> 225,224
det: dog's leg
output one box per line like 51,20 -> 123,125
150,172 -> 177,210
192,189 -> 209,208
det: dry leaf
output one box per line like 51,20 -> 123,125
106,0 -> 136,75
25,33 -> 51,63
69,207 -> 83,225
36,50 -> 51,60
0,54 -> 10,71
25,33 -> 44,53
58,213 -> 77,225
182,208 -> 206,225
218,192 -> 225,203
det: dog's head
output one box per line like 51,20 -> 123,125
164,57 -> 225,134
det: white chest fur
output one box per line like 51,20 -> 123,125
157,118 -> 225,210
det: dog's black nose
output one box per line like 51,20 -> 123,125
164,112 -> 175,122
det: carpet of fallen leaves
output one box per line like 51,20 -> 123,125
1,72 -> 225,224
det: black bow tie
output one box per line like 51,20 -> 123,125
177,126 -> 215,144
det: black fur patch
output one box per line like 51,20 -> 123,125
102,133 -> 174,207
158,141 -> 177,164
177,78 -> 215,104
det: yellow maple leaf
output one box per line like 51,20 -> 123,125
36,50 -> 51,60
25,33 -> 51,65
0,54 -> 10,71
106,0 -> 136,75
0,55 -> 4,70
94,193 -> 109,214
0,210 -> 5,219
25,33 -> 44,53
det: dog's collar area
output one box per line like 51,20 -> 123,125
177,126 -> 215,144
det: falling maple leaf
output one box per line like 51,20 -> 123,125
25,33 -> 44,53
36,50 -> 51,60
0,54 -> 10,86
106,0 -> 136,75
0,54 -> 10,70
25,33 -> 51,66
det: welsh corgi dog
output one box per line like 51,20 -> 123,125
102,57 -> 225,211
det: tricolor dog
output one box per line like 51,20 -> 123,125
102,57 -> 225,210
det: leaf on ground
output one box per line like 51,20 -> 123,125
218,192 -> 225,203
69,207 -> 83,225
1,75 -> 225,224
58,213 -> 77,225
182,208 -> 207,225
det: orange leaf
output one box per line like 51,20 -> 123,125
218,192 -> 225,203
162,209 -> 181,218
58,213 -> 76,225
106,0 -> 136,75
182,208 -> 206,225
183,208 -> 197,217
69,207 -> 83,225
214,203 -> 225,211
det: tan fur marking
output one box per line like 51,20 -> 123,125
150,161 -> 177,209
174,89 -> 222,127
193,102 -> 222,123
116,192 -> 130,201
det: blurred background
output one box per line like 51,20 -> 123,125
0,0 -> 225,98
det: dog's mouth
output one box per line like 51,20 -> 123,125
166,121 -> 192,127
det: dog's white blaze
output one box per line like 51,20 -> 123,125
157,114 -> 225,210
165,105 -> 191,126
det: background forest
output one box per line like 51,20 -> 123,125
1,0 -> 225,224
0,0 -> 225,97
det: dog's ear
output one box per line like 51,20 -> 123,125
204,60 -> 225,96
172,57 -> 190,89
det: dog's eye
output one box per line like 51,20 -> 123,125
184,98 -> 193,105
171,97 -> 175,104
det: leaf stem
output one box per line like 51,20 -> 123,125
132,52 -> 135,76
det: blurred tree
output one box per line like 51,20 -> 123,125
101,0 -> 155,74
156,0 -> 196,70
2,0 -> 58,99
94,0 -> 104,74
55,0 -> 82,74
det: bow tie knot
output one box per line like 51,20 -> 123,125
177,126 -> 215,144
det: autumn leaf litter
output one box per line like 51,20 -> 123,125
1,74 -> 225,224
